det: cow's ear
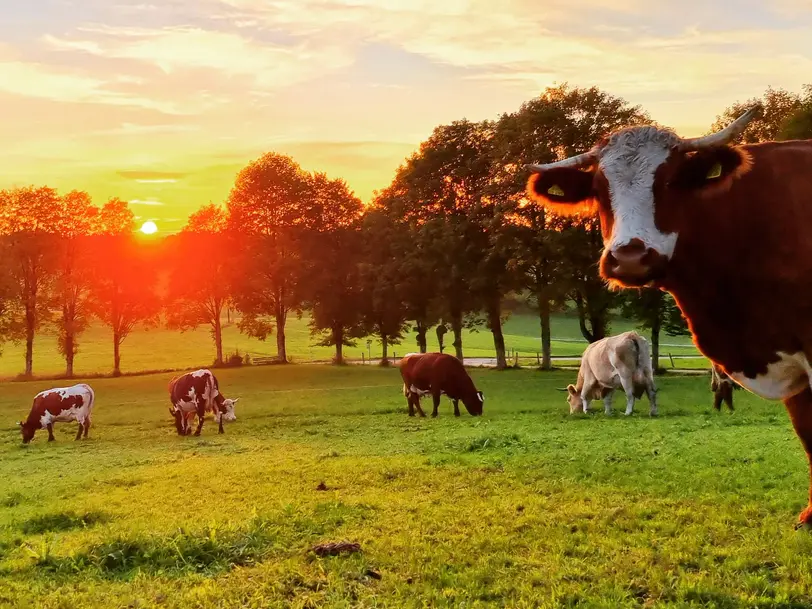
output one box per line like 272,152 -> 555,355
566,384 -> 577,396
526,167 -> 596,216
669,145 -> 752,197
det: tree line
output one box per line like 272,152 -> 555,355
1,83 -> 810,378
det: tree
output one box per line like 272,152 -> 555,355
358,209 -> 410,366
621,288 -> 690,373
385,119 -> 495,362
165,204 -> 232,365
779,86 -> 812,140
708,86 -> 804,143
0,186 -> 63,377
227,152 -> 312,363
90,200 -> 160,376
52,190 -> 99,377
302,175 -> 365,365
491,83 -> 649,351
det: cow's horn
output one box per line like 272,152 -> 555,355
678,105 -> 760,151
554,387 -> 569,392
525,149 -> 599,172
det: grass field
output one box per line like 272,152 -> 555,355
0,312 -> 705,380
3,365 -> 812,608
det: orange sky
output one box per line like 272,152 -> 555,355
3,0 -> 812,233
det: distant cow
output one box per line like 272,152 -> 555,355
711,363 -> 737,412
168,369 -> 239,436
398,352 -> 484,417
565,331 -> 658,416
18,383 -> 95,444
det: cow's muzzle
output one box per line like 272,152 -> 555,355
601,239 -> 667,286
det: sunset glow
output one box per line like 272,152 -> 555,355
140,221 -> 158,235
1,2 -> 811,232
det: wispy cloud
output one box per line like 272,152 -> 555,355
129,198 -> 164,206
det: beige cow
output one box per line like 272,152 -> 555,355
564,331 -> 658,416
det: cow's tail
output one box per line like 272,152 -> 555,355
631,333 -> 654,384
84,384 -> 96,418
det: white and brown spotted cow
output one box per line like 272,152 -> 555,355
168,369 -> 239,436
18,383 -> 95,444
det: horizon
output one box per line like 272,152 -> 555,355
3,1 -> 812,234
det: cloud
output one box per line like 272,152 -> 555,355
44,25 -> 354,90
118,170 -> 187,180
130,200 -> 162,206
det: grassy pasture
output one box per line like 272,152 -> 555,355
0,312 -> 704,379
2,365 -> 812,608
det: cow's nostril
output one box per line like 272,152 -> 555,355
615,238 -> 647,256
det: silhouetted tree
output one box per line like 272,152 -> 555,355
227,153 -> 312,363
302,175 -> 364,365
0,186 -> 62,377
709,85 -> 805,143
779,86 -> 812,140
53,190 -> 99,377
165,203 -> 233,365
89,201 -> 160,376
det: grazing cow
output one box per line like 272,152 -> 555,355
564,331 -> 658,416
398,352 -> 483,417
711,363 -> 737,412
523,105 -> 812,526
168,369 -> 239,436
18,383 -> 95,444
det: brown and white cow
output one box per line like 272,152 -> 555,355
18,383 -> 95,444
168,369 -> 239,436
711,363 -> 737,412
398,352 -> 483,417
523,105 -> 812,526
564,331 -> 657,416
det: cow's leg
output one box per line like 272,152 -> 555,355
784,388 -> 812,527
713,391 -> 723,411
84,418 -> 91,438
453,399 -> 460,417
47,423 -> 55,442
724,386 -> 735,412
615,374 -> 635,416
412,393 -> 426,418
647,383 -> 658,417
407,394 -> 415,417
75,421 -> 83,441
603,390 -> 613,415
194,407 -> 205,436
218,413 -> 224,435
431,391 -> 441,418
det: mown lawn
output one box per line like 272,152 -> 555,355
2,365 -> 812,607
0,312 -> 703,379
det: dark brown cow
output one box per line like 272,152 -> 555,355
711,363 -> 737,412
523,106 -> 812,527
17,383 -> 95,444
398,352 -> 483,417
168,369 -> 239,436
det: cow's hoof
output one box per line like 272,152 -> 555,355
218,430 -> 224,435
194,432 -> 201,437
48,438 -> 55,442
796,506 -> 812,530
431,413 -> 438,418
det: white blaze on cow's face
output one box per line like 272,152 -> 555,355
597,127 -> 681,260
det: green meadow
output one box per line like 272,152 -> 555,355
0,312 -> 704,380
3,364 -> 812,608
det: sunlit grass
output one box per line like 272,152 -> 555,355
2,365 -> 811,607
0,312 -> 703,379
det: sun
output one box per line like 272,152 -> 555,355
140,221 -> 158,235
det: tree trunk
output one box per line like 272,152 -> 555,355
25,301 -> 35,378
65,330 -> 75,378
333,327 -> 344,365
651,310 -> 661,374
214,315 -> 223,365
451,311 -> 464,362
415,321 -> 428,353
275,305 -> 288,364
538,294 -> 552,371
113,332 -> 122,377
574,293 -> 596,343
487,298 -> 507,370
380,332 -> 389,366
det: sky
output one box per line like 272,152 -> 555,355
2,1 -> 812,233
